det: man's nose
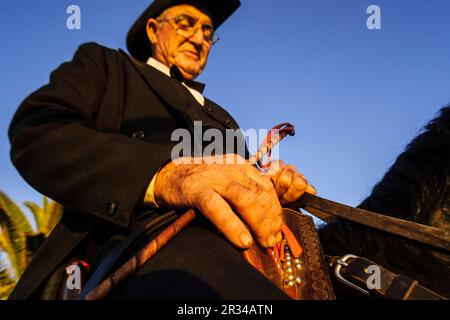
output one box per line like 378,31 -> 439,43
189,28 -> 205,46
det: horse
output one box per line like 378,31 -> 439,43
318,106 -> 450,298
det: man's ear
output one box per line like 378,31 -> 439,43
146,18 -> 159,45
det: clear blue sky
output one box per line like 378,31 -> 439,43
1,0 -> 449,226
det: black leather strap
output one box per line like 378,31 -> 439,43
330,255 -> 446,300
385,275 -> 418,300
77,227 -> 148,300
295,193 -> 450,252
77,211 -> 178,300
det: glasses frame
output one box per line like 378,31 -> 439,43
157,14 -> 220,46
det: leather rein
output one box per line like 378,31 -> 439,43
254,123 -> 450,253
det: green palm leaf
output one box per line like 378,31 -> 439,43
0,209 -> 27,278
0,191 -> 32,234
23,201 -> 44,232
0,258 -> 14,282
0,284 -> 15,300
0,192 -> 63,294
25,197 -> 62,236
44,200 -> 62,235
0,270 -> 15,300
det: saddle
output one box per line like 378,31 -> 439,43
46,207 -> 335,300
242,208 -> 335,300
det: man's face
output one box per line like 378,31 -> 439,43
147,5 -> 214,80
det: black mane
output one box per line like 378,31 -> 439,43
319,106 -> 450,297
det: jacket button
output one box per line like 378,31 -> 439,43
224,119 -> 232,125
132,130 -> 145,140
106,202 -> 118,216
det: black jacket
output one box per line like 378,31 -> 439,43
8,42 -> 241,299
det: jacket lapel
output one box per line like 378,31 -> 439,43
204,99 -> 239,130
121,50 -> 196,131
120,50 -> 236,131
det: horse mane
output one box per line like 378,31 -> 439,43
319,106 -> 450,297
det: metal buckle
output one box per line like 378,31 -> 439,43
335,254 -> 370,296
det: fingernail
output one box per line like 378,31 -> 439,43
240,233 -> 253,247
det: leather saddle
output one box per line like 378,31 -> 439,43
241,208 -> 335,300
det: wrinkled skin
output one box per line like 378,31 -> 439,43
154,155 -> 315,249
146,4 -> 213,79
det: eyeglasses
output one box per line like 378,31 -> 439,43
158,14 -> 220,45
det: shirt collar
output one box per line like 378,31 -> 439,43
146,57 -> 171,77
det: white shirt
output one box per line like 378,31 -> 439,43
146,57 -> 205,107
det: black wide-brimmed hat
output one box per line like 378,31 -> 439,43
127,0 -> 241,61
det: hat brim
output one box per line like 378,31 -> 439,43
126,0 -> 241,61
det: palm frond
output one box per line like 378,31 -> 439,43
0,191 -> 32,234
0,253 -> 16,300
0,193 -> 64,290
0,209 -> 27,278
0,266 -> 14,284
43,199 -> 63,236
24,201 -> 44,232
0,279 -> 16,300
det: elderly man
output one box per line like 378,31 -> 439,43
8,0 -> 314,299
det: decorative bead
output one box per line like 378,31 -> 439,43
285,267 -> 293,274
294,259 -> 301,264
295,264 -> 302,270
295,277 -> 302,285
285,261 -> 292,267
288,274 -> 295,281
287,281 -> 295,287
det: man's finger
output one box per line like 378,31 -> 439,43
194,189 -> 254,249
306,183 -> 317,195
280,173 -> 308,204
221,181 -> 283,248
275,166 -> 295,198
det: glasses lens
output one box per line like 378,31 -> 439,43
175,15 -> 196,30
173,14 -> 217,45
202,26 -> 214,43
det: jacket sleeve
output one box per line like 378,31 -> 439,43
8,42 -> 173,229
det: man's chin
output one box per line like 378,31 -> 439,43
176,63 -> 202,80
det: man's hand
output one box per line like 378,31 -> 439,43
154,154 -> 283,249
153,155 -> 315,250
